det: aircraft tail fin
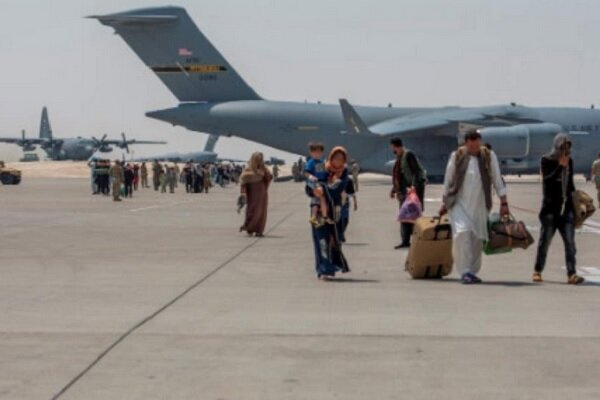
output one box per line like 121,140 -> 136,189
339,99 -> 375,136
39,107 -> 53,140
90,7 -> 260,102
203,134 -> 219,152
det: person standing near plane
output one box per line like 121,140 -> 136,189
272,164 -> 279,181
533,134 -> 584,285
239,152 -> 272,237
123,163 -> 134,198
591,152 -> 600,205
350,160 -> 360,192
88,159 -> 98,194
202,164 -> 211,193
133,163 -> 140,191
440,130 -> 509,284
167,166 -> 177,194
390,137 -> 427,249
140,162 -> 149,189
173,163 -> 180,189
152,160 -> 161,191
340,176 -> 358,242
109,160 -> 124,202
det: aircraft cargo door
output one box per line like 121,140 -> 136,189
479,125 -> 530,159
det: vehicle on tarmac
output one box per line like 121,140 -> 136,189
20,153 -> 40,162
0,161 -> 22,185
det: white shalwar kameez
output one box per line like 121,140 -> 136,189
443,151 -> 506,276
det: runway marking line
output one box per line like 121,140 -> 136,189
49,206 -> 295,400
129,199 -> 194,213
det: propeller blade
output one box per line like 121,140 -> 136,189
121,132 -> 130,153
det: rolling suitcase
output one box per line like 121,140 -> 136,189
405,216 -> 453,279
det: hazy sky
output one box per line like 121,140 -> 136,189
1,0 -> 599,161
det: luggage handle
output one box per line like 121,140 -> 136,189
430,216 -> 451,240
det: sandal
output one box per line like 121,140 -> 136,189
567,275 -> 585,285
532,272 -> 543,283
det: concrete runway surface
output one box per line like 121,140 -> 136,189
1,177 -> 599,399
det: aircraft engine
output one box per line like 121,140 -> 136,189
478,123 -> 563,159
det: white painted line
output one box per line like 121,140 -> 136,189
129,200 -> 194,213
584,219 -> 600,228
129,205 -> 160,213
424,197 -> 442,203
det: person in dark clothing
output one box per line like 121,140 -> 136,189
340,177 -> 357,243
183,162 -> 194,193
95,160 -> 110,195
123,164 -> 134,198
133,164 -> 140,191
389,137 -> 427,249
533,133 -> 584,285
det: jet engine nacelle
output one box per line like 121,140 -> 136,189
478,123 -> 563,159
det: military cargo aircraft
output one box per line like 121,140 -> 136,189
134,134 -> 221,163
0,107 -> 167,161
92,7 -> 600,179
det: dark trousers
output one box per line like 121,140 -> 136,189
534,211 -> 577,276
399,184 -> 425,246
124,182 -> 133,198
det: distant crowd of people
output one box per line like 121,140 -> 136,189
88,159 -> 245,201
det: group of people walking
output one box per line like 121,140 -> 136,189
90,159 -> 141,200
89,159 -> 245,202
393,130 -> 588,285
238,130 -> 596,286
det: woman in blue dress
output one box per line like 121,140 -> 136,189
311,146 -> 351,280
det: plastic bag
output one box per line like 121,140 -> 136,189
398,191 -> 422,223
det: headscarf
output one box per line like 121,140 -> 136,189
548,133 -> 572,160
325,146 -> 348,178
240,152 -> 267,184
547,133 -> 572,213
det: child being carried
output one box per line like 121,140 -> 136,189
304,142 -> 332,227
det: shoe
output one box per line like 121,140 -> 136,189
532,272 -> 543,283
462,273 -> 482,285
394,243 -> 410,250
567,275 -> 585,285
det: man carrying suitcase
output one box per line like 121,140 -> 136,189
390,137 -> 427,249
440,130 -> 509,284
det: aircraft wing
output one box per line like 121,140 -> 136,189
103,139 -> 167,145
340,100 -> 542,138
0,137 -> 49,145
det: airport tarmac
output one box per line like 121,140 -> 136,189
1,176 -> 600,400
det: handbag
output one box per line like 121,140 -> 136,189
484,214 -> 534,255
572,190 -> 595,228
398,191 -> 423,223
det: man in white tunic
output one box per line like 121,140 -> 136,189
440,131 -> 509,284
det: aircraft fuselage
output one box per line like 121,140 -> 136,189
147,100 -> 600,177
